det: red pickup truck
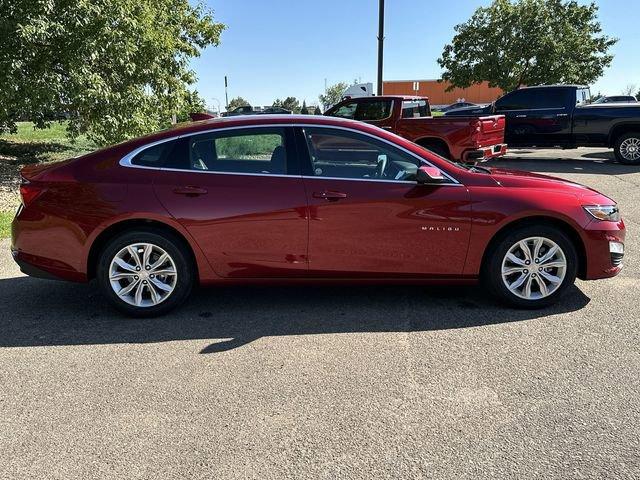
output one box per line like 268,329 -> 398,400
325,96 -> 507,162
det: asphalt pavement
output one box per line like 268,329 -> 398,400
0,148 -> 638,479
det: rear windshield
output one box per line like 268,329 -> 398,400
402,100 -> 430,118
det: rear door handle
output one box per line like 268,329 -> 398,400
313,190 -> 347,201
173,186 -> 208,196
556,113 -> 569,117
515,114 -> 527,118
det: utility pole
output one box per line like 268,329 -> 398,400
377,0 -> 385,96
224,76 -> 229,109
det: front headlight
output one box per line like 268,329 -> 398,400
583,205 -> 620,222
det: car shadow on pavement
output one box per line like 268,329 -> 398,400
0,276 -> 590,354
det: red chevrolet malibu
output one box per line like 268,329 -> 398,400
11,115 -> 625,316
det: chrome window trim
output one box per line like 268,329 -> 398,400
119,123 -> 461,185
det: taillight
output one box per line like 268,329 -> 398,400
20,179 -> 45,206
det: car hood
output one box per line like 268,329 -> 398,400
486,167 -> 614,202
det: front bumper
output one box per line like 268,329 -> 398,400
582,219 -> 626,280
463,143 -> 508,163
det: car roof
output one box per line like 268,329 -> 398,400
112,114 -> 397,151
344,95 -> 429,101
519,84 -> 588,90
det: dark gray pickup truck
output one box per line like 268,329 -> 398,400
445,85 -> 640,165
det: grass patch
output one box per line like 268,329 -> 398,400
0,122 -> 96,165
0,211 -> 12,239
432,111 -> 445,116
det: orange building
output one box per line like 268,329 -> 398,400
382,79 -> 504,106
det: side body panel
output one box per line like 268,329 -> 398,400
303,178 -> 472,277
153,171 -> 309,278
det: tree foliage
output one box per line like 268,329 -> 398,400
281,97 -> 300,114
300,100 -> 309,115
176,90 -> 207,123
314,106 -> 322,115
438,0 -> 617,92
319,82 -> 349,110
228,97 -> 250,111
0,0 -> 225,145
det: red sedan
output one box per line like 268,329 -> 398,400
11,115 -> 625,316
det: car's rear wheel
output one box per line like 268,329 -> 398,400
97,229 -> 194,317
614,132 -> 640,165
483,225 -> 578,308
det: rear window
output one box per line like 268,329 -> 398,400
130,141 -> 175,167
402,100 -> 430,118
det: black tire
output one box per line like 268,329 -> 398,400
482,225 -> 578,309
96,228 -> 194,317
613,132 -> 640,165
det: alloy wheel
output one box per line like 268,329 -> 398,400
109,243 -> 177,307
501,237 -> 567,300
619,137 -> 640,162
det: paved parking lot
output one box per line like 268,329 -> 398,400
1,148 -> 639,479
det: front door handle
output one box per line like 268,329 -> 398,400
173,186 -> 208,196
313,190 -> 348,201
556,113 -> 569,117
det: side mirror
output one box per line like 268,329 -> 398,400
416,166 -> 445,184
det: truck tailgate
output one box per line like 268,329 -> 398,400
475,115 -> 505,147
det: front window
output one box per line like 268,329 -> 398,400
302,127 -> 422,181
188,128 -> 287,174
576,88 -> 591,105
331,103 -> 357,119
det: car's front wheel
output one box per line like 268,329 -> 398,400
97,229 -> 194,317
483,225 -> 578,308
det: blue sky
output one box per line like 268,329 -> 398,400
192,0 -> 640,110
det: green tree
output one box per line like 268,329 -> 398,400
438,0 -> 617,92
176,90 -> 207,123
300,100 -> 309,115
281,97 -> 300,113
0,0 -> 225,146
227,97 -> 250,111
319,82 -> 349,110
314,106 -> 322,115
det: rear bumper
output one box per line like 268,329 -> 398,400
11,248 -> 86,282
462,143 -> 508,163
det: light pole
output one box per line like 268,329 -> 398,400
224,76 -> 229,109
377,0 -> 385,96
211,97 -> 221,115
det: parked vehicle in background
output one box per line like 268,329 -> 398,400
325,96 -> 507,163
445,85 -> 640,164
11,115 -> 625,316
436,101 -> 480,113
222,105 -> 292,116
593,95 -> 638,104
342,82 -> 374,99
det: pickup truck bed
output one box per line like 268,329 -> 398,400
325,96 -> 507,163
